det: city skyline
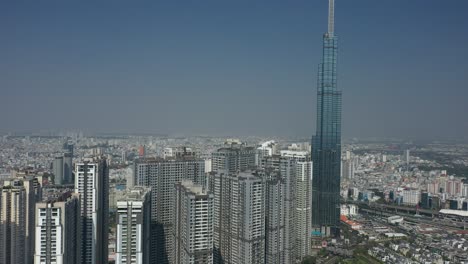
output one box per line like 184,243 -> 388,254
1,0 -> 467,140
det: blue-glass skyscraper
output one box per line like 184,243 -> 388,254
311,0 -> 342,237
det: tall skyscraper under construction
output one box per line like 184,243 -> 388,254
311,0 -> 342,237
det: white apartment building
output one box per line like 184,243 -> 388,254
34,193 -> 81,264
75,158 -> 109,264
116,187 -> 151,264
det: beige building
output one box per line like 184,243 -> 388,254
0,186 -> 27,264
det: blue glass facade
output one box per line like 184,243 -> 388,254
311,28 -> 342,235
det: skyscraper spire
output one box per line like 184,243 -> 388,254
328,0 -> 335,35
312,0 -> 341,237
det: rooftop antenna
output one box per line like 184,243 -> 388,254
328,0 -> 335,35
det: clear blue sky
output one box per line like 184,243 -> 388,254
1,0 -> 467,139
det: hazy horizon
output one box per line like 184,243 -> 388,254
1,0 -> 467,140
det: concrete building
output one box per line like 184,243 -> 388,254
258,141 -> 278,157
402,189 -> 420,206
134,156 -> 205,264
52,151 -> 73,185
0,186 -> 27,264
211,144 -> 256,173
63,152 -> 73,185
340,204 -> 358,217
265,171 -> 286,264
280,150 -> 312,262
261,154 -> 301,263
115,187 -> 151,264
3,177 -> 41,264
24,177 -> 42,264
163,147 -> 197,159
445,179 -> 463,196
213,171 -> 265,264
34,192 -> 81,264
257,141 -> 278,165
53,156 -> 64,185
342,159 -> 354,180
404,149 -> 410,169
294,160 -> 313,261
75,157 -> 109,264
174,181 -> 213,264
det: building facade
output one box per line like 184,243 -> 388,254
34,192 -> 81,264
2,177 -> 41,264
213,171 -> 265,264
311,0 -> 342,236
134,156 -> 205,264
0,186 -> 27,264
75,158 -> 109,264
174,181 -> 213,264
294,159 -> 313,260
265,171 -> 286,264
115,187 -> 151,264
211,144 -> 256,173
63,152 -> 73,185
280,150 -> 313,261
53,156 -> 65,185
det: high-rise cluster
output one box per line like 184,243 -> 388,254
0,1 -> 345,263
124,140 -> 315,264
134,153 -> 205,263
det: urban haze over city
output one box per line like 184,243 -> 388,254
1,1 -> 468,264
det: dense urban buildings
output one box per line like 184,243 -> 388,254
134,155 -> 205,263
75,158 -> 109,264
2,133 -> 468,263
173,180 -> 214,264
311,0 -> 342,237
34,192 -> 81,264
1,0 -> 467,263
212,171 -> 265,264
115,187 -> 151,264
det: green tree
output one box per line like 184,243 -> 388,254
301,256 -> 317,264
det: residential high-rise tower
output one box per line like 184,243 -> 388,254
115,187 -> 151,264
264,171 -> 286,264
173,180 -> 213,264
34,192 -> 81,264
0,186 -> 27,264
213,171 -> 265,264
211,143 -> 256,173
75,158 -> 109,264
